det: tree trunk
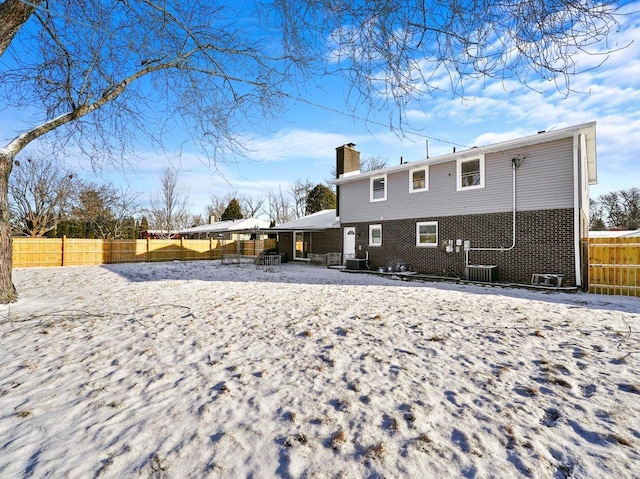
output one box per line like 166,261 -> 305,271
0,0 -> 41,58
0,150 -> 17,303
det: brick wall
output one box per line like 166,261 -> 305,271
276,234 -> 293,260
309,230 -> 342,254
345,208 -> 576,286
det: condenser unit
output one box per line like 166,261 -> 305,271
346,258 -> 368,270
465,265 -> 497,282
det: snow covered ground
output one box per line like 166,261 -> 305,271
1,260 -> 639,478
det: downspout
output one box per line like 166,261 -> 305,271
573,133 -> 583,287
465,157 -> 522,266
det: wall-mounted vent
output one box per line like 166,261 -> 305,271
465,265 -> 497,282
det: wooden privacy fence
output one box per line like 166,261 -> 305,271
12,237 -> 277,268
588,237 -> 640,297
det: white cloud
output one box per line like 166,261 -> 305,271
241,129 -> 350,162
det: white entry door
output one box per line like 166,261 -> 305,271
343,227 -> 356,262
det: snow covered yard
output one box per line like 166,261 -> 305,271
1,261 -> 639,478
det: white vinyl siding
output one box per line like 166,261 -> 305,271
457,155 -> 485,191
416,221 -> 438,247
370,175 -> 387,202
369,224 -> 382,246
410,167 -> 428,192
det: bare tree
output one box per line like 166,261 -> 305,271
189,214 -> 205,227
146,167 -> 191,237
595,188 -> 640,230
361,156 -> 389,173
109,187 -> 142,239
284,1 -> 626,107
69,182 -> 139,239
268,187 -> 294,225
0,0 -> 628,302
290,179 -> 313,219
241,196 -> 266,219
9,156 -> 77,237
329,154 -> 389,179
0,1 -> 301,301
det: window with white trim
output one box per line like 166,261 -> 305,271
370,175 -> 387,201
369,224 -> 382,246
409,167 -> 428,192
416,221 -> 438,247
456,155 -> 485,191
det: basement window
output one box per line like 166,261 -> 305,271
457,155 -> 485,191
370,175 -> 387,202
410,167 -> 428,192
416,221 -> 438,247
369,224 -> 382,246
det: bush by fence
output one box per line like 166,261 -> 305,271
12,237 -> 277,268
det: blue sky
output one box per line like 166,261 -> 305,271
2,4 -> 640,219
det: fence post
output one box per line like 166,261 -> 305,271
61,235 -> 66,266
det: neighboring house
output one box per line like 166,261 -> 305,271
269,209 -> 341,261
331,123 -> 597,288
177,218 -> 271,240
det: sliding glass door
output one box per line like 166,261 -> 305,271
294,232 -> 311,260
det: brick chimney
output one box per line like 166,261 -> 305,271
335,143 -> 360,218
336,143 -> 360,178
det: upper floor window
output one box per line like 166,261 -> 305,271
456,155 -> 485,191
409,167 -> 428,193
370,175 -> 387,202
369,224 -> 382,246
416,221 -> 438,247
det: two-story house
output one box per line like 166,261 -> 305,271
331,122 -> 597,288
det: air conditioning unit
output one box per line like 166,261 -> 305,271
346,258 -> 368,270
465,265 -> 497,282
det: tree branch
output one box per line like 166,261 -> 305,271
0,0 -> 42,57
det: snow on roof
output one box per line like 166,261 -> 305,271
589,229 -> 640,238
270,209 -> 339,231
177,217 -> 270,235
